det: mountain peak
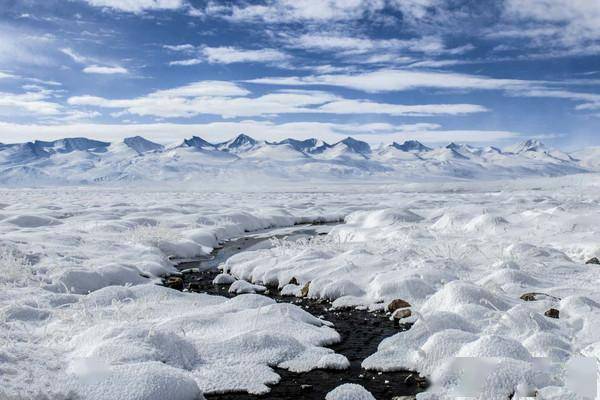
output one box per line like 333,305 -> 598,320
123,136 -> 164,153
506,139 -> 547,154
277,138 -> 331,154
217,134 -> 258,152
182,136 -> 214,149
338,137 -> 371,154
392,140 -> 432,152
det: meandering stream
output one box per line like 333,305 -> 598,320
171,224 -> 428,400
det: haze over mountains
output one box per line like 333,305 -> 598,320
0,134 -> 598,184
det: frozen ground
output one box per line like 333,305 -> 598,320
2,174 -> 600,399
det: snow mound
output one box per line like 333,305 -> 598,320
326,383 -> 376,400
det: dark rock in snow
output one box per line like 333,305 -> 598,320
165,276 -> 184,290
520,292 -> 561,302
288,276 -> 299,285
387,298 -> 411,312
544,308 -> 560,319
585,257 -> 600,265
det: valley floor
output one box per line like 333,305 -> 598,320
2,174 -> 600,399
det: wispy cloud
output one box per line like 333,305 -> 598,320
82,65 -> 128,74
67,80 -> 488,119
168,46 -> 290,66
82,0 -> 184,13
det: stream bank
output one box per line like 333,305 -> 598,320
169,224 -> 428,400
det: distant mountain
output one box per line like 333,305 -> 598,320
123,136 -> 164,154
505,139 -> 546,154
277,138 -> 331,154
217,134 -> 258,153
337,137 -> 371,154
37,138 -> 110,154
0,135 -> 591,184
391,140 -> 432,152
182,136 -> 215,149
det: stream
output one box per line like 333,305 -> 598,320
171,224 -> 428,400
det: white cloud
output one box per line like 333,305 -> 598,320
0,71 -> 16,79
318,100 -> 488,116
0,24 -> 55,66
170,46 -> 290,66
60,48 -> 89,64
163,44 -> 195,52
83,65 -> 129,74
83,0 -> 184,13
0,120 -> 522,145
499,0 -> 600,55
0,90 -> 62,116
209,0 -> 387,23
67,80 -> 488,119
248,69 -> 600,112
248,69 -> 528,92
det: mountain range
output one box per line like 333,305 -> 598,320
0,134 -> 598,184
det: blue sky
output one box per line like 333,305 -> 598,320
0,0 -> 599,149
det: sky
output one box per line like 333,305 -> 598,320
0,0 -> 599,149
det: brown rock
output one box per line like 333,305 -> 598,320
165,276 -> 183,291
387,298 -> 412,312
544,308 -> 559,319
586,257 -> 600,265
520,292 -> 560,302
392,308 -> 412,320
288,276 -> 298,286
300,281 -> 311,297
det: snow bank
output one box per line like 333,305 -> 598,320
326,383 -> 376,400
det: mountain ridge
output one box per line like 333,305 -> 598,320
0,134 -> 592,184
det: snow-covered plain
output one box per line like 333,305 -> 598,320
2,174 -> 600,399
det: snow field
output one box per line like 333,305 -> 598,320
2,175 -> 600,399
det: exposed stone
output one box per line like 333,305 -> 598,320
586,257 -> 600,265
300,281 -> 311,297
392,308 -> 412,320
520,292 -> 560,302
403,374 -> 428,388
289,276 -> 299,286
544,308 -> 559,319
187,282 -> 201,292
387,298 -> 411,313
165,276 -> 183,291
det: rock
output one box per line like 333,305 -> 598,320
187,282 -> 201,292
586,257 -> 600,265
544,308 -> 559,319
519,292 -> 560,302
387,298 -> 411,312
289,276 -> 298,285
392,308 -> 412,320
403,374 -> 428,388
165,276 -> 183,291
300,281 -> 311,297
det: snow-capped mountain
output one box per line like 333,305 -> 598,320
0,135 -> 592,184
216,134 -> 258,153
391,140 -> 432,152
123,136 -> 164,154
276,138 -> 331,154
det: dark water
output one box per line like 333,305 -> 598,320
171,225 -> 427,400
